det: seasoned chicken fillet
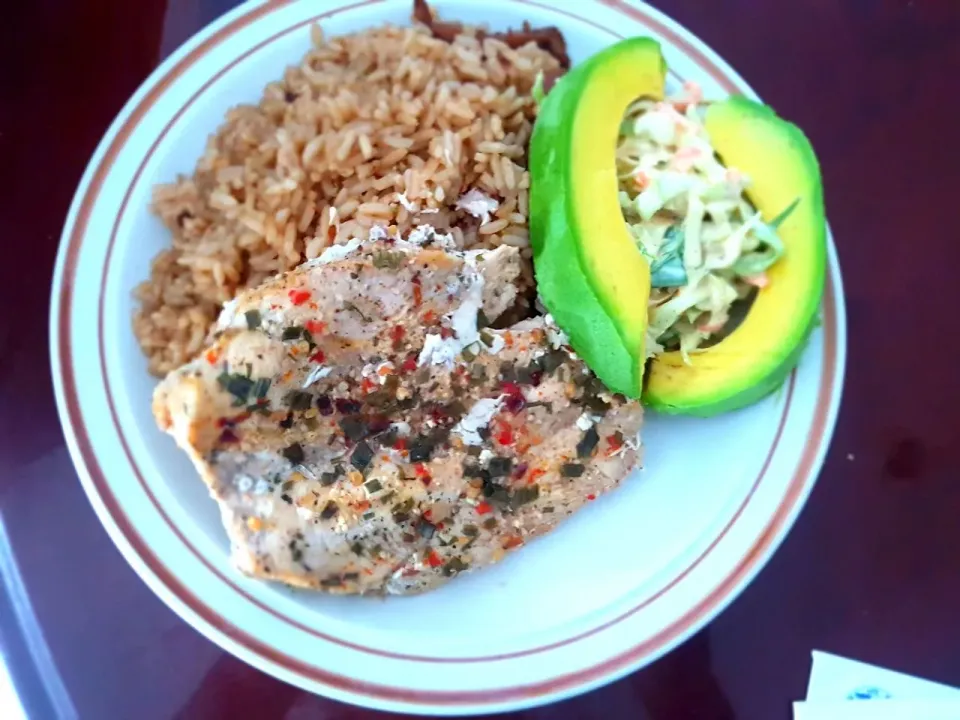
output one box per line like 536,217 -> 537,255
154,227 -> 643,594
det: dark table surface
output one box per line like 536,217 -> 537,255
3,1 -> 960,718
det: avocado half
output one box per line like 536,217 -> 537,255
529,38 -> 666,398
643,96 -> 827,416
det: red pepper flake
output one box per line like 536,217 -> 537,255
361,377 -> 377,394
414,463 -> 433,486
413,281 -> 423,307
422,309 -> 437,324
394,438 -> 407,451
528,468 -> 546,485
389,325 -> 405,345
401,354 -> 418,373
425,550 -> 443,568
422,508 -> 432,519
205,348 -> 220,365
500,381 -> 527,413
439,326 -> 455,340
309,349 -> 326,363
492,419 -> 514,446
289,289 -> 311,306
500,381 -> 521,396
475,501 -> 493,515
586,493 -> 596,501
436,522 -> 445,530
606,433 -> 623,454
305,320 -> 326,335
503,535 -> 524,550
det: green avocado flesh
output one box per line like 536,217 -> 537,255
643,96 -> 827,416
529,38 -> 666,398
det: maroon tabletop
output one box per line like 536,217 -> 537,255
3,1 -> 960,718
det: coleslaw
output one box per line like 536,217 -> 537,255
615,82 -> 796,360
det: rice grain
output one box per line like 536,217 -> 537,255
135,21 -> 559,375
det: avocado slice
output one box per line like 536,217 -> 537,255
643,96 -> 827,416
530,38 -> 666,398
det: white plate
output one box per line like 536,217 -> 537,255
49,0 -> 846,714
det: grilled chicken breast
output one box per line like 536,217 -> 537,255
154,227 -> 643,594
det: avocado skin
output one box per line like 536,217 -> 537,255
643,95 -> 827,415
530,38 -> 666,398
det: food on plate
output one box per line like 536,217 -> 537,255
154,230 -> 643,594
412,0 -> 570,69
643,96 -> 825,415
528,37 -> 825,414
134,8 -> 564,376
529,37 -> 667,399
141,0 -> 824,594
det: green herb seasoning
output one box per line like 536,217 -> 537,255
510,484 -> 540,508
351,440 -> 375,470
339,416 -> 369,441
284,390 -> 313,411
576,426 -> 601,458
244,309 -> 261,330
343,301 -> 369,321
282,326 -> 304,341
251,377 -> 271,399
408,436 -> 435,463
217,372 -> 255,405
281,443 -> 305,464
442,557 -> 468,577
372,250 -> 404,269
539,350 -> 567,374
486,457 -> 513,478
560,463 -> 585,478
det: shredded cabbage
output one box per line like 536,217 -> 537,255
616,84 -> 795,361
532,71 -> 547,105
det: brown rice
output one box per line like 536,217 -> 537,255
135,21 -> 560,375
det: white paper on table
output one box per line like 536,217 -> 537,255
794,699 -> 960,719
806,650 -> 960,702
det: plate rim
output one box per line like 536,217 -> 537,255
49,0 -> 847,712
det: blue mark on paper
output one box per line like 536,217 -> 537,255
847,685 -> 893,700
